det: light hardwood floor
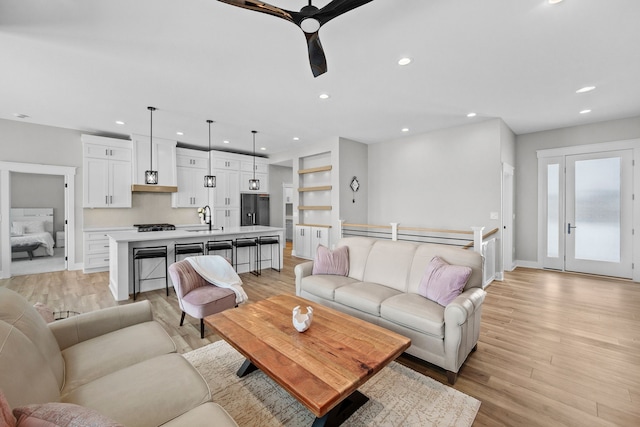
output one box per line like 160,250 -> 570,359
2,244 -> 639,426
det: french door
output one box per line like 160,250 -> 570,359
542,150 -> 633,278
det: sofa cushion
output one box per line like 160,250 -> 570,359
62,354 -> 211,427
301,275 -> 358,301
160,402 -> 238,427
13,402 -> 123,427
380,293 -> 445,338
0,288 -> 65,390
60,321 -> 177,396
334,282 -> 402,316
0,390 -> 16,427
362,240 -> 417,292
312,245 -> 349,276
336,237 -> 376,281
418,256 -> 472,306
0,322 -> 61,409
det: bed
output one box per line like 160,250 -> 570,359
10,208 -> 56,259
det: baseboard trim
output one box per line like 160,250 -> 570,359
515,260 -> 542,269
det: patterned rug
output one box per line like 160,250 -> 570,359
184,340 -> 480,427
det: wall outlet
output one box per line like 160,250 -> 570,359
490,211 -> 499,220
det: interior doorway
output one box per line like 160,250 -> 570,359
539,147 -> 634,279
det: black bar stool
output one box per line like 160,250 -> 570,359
132,246 -> 168,300
206,240 -> 234,265
174,242 -> 204,262
257,235 -> 281,274
232,238 -> 258,276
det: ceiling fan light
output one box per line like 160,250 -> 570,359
300,18 -> 320,33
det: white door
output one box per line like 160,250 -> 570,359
542,150 -> 633,278
502,163 -> 515,272
565,150 -> 633,278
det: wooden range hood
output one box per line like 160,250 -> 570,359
131,184 -> 178,193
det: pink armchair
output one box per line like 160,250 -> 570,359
168,259 -> 237,338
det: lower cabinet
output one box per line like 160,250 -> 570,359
294,225 -> 330,259
84,228 -> 134,272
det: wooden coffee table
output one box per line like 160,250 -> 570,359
204,294 -> 411,427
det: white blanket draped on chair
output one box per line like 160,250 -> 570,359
186,255 -> 248,304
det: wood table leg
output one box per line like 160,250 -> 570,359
236,358 -> 259,377
311,390 -> 369,427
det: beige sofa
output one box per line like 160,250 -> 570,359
295,237 -> 486,384
0,287 -> 237,427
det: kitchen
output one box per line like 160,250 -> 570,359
81,134 -> 288,301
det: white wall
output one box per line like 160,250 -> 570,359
514,115 -> 640,263
367,119 -> 504,232
268,164 -> 293,228
338,138 -> 368,226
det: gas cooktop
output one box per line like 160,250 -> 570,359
134,223 -> 176,232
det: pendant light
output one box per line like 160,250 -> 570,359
145,106 -> 158,185
204,119 -> 216,188
248,130 -> 260,190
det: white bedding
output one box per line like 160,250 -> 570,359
11,232 -> 55,256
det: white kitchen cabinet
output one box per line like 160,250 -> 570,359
241,158 -> 269,193
131,134 -> 177,186
82,135 -> 132,208
172,148 -> 210,208
214,207 -> 239,230
294,225 -> 330,259
212,154 -> 240,210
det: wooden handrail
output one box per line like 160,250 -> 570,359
397,226 -> 473,235
341,223 -> 392,230
461,227 -> 500,249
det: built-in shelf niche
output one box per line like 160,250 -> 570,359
297,152 -> 332,227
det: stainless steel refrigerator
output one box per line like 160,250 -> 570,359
240,193 -> 270,226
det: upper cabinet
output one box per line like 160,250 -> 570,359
172,148 -> 210,208
240,157 -> 269,193
82,135 -> 132,208
131,134 -> 177,187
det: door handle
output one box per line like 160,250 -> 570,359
567,223 -> 577,234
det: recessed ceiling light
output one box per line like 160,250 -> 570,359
319,93 -> 330,99
260,147 -> 266,151
223,140 -> 230,144
115,120 -> 125,125
176,131 -> 184,136
293,137 -> 300,141
548,0 -> 563,4
401,128 -> 409,132
13,113 -> 29,119
580,109 -> 592,114
576,86 -> 596,93
398,57 -> 412,66
467,112 -> 477,118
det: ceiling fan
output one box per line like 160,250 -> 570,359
217,0 -> 374,77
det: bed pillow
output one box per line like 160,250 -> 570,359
13,403 -> 124,427
11,223 -> 24,236
418,256 -> 472,306
312,245 -> 349,276
20,221 -> 46,234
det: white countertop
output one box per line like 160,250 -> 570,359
107,225 -> 284,243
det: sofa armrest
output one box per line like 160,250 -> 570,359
48,301 -> 154,351
294,261 -> 314,295
444,287 -> 486,326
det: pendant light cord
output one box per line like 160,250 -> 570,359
252,130 -> 257,180
148,106 -> 156,172
207,120 -> 213,175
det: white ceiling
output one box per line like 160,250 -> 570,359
1,0 -> 640,157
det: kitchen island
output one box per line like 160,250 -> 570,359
107,225 -> 284,301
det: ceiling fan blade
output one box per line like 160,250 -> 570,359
305,32 -> 327,77
217,0 -> 295,24
314,0 -> 374,26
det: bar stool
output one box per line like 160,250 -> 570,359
132,246 -> 168,301
174,242 -> 204,262
206,240 -> 234,265
257,235 -> 281,274
233,238 -> 258,276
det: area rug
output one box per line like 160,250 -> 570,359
184,340 -> 480,426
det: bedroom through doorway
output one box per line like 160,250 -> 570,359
10,172 -> 66,276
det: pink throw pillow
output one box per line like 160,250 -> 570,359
13,403 -> 123,427
0,389 -> 16,427
418,256 -> 472,306
312,245 -> 349,276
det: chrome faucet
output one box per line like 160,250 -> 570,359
202,205 -> 212,231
